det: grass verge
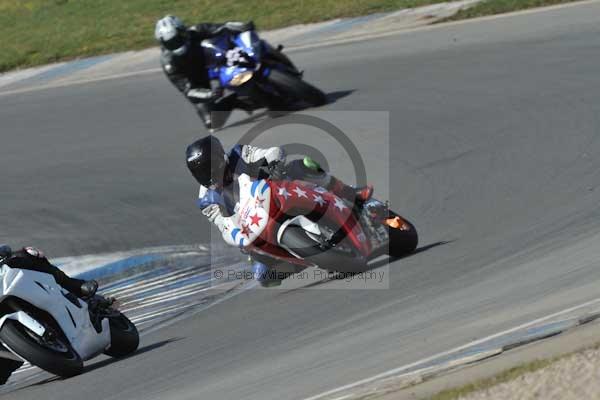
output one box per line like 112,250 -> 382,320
428,358 -> 554,400
444,0 -> 583,21
430,337 -> 600,400
0,0 -> 588,73
0,0 -> 445,73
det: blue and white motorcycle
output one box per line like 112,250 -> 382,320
201,30 -> 326,115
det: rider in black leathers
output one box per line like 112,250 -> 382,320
155,15 -> 256,129
0,245 -> 98,384
0,246 -> 97,298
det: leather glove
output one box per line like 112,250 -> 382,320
202,204 -> 222,223
267,160 -> 286,180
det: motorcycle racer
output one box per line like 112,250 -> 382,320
0,245 -> 98,384
155,15 -> 257,129
0,245 -> 98,299
185,136 -> 373,286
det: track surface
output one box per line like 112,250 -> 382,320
2,2 -> 600,399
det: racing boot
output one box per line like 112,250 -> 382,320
59,276 -> 98,299
80,280 -> 98,298
328,176 -> 374,209
298,157 -> 374,208
252,262 -> 283,288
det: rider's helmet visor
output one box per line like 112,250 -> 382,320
163,35 -> 188,53
190,157 -> 227,187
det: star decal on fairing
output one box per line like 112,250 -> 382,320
313,194 -> 326,207
240,224 -> 251,237
293,187 -> 308,198
249,213 -> 262,227
333,197 -> 347,212
278,187 -> 291,199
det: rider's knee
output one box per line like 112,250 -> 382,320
252,262 -> 282,287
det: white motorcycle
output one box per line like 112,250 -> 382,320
0,264 -> 139,378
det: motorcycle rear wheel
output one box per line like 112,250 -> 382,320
266,70 -> 326,107
386,213 -> 419,257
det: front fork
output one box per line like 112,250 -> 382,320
263,42 -> 302,76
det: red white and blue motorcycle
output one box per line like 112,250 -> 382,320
220,174 -> 418,284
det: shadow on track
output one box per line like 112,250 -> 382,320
367,240 -> 455,270
324,90 -> 355,104
83,337 -> 184,374
282,241 -> 454,292
221,90 -> 356,130
1,338 -> 185,394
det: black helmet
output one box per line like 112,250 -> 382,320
186,136 -> 229,187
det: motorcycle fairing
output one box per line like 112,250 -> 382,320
264,180 -> 372,257
0,266 -> 110,361
202,31 -> 263,88
0,311 -> 46,337
275,215 -> 322,260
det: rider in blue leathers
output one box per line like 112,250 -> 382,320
185,136 -> 373,286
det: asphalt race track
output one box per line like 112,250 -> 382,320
2,2 -> 600,399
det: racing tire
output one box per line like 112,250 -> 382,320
279,226 -> 367,273
0,319 -> 83,378
104,314 -> 139,358
387,215 -> 419,257
266,69 -> 327,107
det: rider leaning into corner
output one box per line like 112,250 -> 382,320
186,136 -> 374,287
155,15 -> 298,130
0,245 -> 98,383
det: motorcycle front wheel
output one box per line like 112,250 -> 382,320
266,70 -> 327,107
0,319 -> 83,377
103,313 -> 139,358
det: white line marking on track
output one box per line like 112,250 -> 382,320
119,279 -> 214,307
303,295 -> 600,400
0,68 -> 161,97
124,286 -> 214,309
128,303 -> 191,320
103,265 -> 204,295
130,304 -> 193,324
107,270 -> 211,299
120,280 -> 235,312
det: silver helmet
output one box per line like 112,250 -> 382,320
155,15 -> 189,56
